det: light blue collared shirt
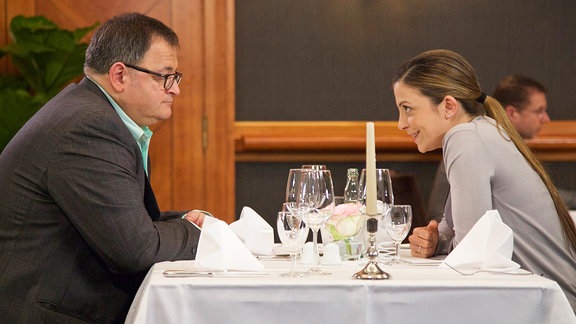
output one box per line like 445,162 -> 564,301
87,77 -> 153,174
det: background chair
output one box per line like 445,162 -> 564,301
390,171 -> 429,243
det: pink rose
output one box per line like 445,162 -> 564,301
326,202 -> 363,240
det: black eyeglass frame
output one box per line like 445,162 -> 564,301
124,63 -> 182,90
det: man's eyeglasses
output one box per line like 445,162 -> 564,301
124,63 -> 182,90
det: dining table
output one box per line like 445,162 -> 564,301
125,250 -> 575,324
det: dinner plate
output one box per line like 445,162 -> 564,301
377,241 -> 395,257
272,244 -> 290,256
376,241 -> 394,249
272,243 -> 324,256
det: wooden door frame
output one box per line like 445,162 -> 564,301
170,0 -> 236,223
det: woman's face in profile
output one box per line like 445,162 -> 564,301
394,81 -> 446,153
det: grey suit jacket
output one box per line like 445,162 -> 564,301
0,78 -> 201,323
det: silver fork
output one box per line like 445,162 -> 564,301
442,262 -> 533,276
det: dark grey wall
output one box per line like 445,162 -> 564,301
236,0 -> 576,121
235,1 -> 576,228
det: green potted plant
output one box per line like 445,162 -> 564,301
0,15 -> 98,151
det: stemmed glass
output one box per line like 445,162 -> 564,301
383,205 -> 413,264
359,168 -> 394,220
358,169 -> 394,247
277,210 -> 308,277
296,169 -> 335,275
285,169 -> 312,224
286,166 -> 327,203
285,168 -> 303,204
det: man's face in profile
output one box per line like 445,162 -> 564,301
506,90 -> 550,139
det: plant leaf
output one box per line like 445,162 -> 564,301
0,15 -> 98,151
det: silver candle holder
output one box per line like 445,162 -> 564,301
352,216 -> 390,280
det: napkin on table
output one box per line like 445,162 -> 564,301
229,206 -> 274,256
440,209 -> 520,271
195,216 -> 265,272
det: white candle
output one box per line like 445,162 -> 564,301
366,122 -> 377,216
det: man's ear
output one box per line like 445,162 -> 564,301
505,105 -> 518,119
108,62 -> 128,92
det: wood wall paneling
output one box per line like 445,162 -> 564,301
199,0 -> 236,221
235,121 -> 576,162
170,0 -> 207,215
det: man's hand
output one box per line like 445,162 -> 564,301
183,210 -> 207,228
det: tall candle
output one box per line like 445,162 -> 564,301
365,122 -> 377,216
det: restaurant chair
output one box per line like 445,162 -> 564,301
390,171 -> 429,243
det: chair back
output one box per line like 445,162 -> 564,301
391,172 -> 429,242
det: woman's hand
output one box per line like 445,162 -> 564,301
408,220 -> 439,258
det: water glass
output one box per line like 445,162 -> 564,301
277,211 -> 308,277
383,205 -> 412,263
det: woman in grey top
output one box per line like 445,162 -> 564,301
393,49 -> 576,311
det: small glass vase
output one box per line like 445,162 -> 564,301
336,236 -> 364,261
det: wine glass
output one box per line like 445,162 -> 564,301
285,169 -> 312,222
286,168 -> 301,204
296,169 -> 334,275
358,168 -> 394,246
276,210 -> 308,277
383,205 -> 412,264
359,168 -> 394,218
287,166 -> 328,201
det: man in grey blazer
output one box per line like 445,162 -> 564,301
0,13 -> 209,323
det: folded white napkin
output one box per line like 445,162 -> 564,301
440,210 -> 520,271
195,216 -> 265,272
229,206 -> 274,255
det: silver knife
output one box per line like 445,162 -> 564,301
163,270 -> 270,278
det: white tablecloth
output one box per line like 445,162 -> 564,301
126,255 -> 575,324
